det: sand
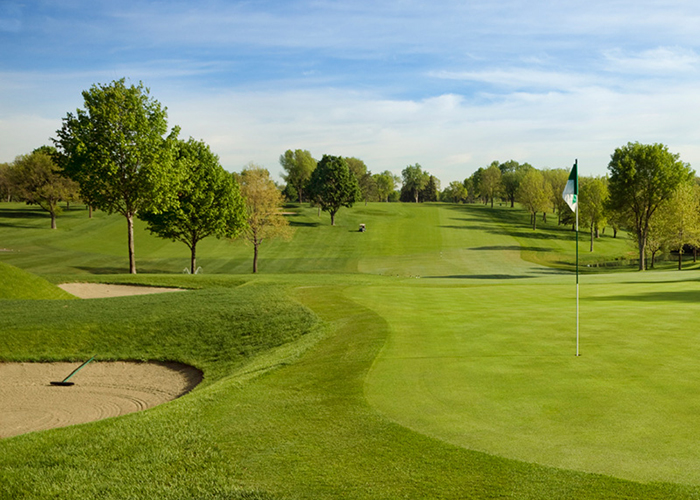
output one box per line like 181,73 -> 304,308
1,283 -> 199,438
58,282 -> 186,299
0,361 -> 202,438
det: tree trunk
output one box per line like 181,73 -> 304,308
490,197 -> 494,208
542,211 -> 547,224
613,227 -> 618,238
590,222 -> 594,252
694,247 -> 697,262
50,210 -> 57,229
330,210 -> 336,226
127,213 -> 137,274
637,230 -> 645,271
679,250 -> 683,270
88,205 -> 93,219
253,243 -> 259,273
190,243 -> 197,275
651,250 -> 656,269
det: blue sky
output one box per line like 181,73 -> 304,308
2,1 -> 700,183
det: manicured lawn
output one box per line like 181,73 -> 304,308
2,200 -> 700,498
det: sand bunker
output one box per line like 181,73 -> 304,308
58,283 -> 186,299
0,361 -> 202,438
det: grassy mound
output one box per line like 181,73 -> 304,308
0,261 -> 75,300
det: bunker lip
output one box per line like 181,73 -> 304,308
58,283 -> 186,299
0,361 -> 202,439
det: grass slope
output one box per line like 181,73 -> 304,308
0,261 -> 74,300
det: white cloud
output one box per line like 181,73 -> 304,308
604,47 -> 700,75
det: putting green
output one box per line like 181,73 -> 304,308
352,273 -> 700,485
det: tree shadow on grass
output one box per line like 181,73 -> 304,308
423,274 -> 534,280
289,220 -> 321,228
588,290 -> 700,303
469,245 -> 554,252
73,265 -> 175,275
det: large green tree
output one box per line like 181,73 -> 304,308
238,164 -> 291,273
280,149 -> 316,203
607,142 -> 694,271
10,150 -> 79,229
308,155 -> 360,225
499,160 -> 533,208
374,170 -> 399,202
480,162 -> 502,208
54,78 -> 180,273
401,164 -> 429,203
139,138 -> 246,274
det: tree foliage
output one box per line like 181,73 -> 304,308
653,182 -> 700,270
238,164 -> 291,273
54,78 -> 180,273
345,157 -> 377,203
516,170 -> 549,230
579,176 -> 609,252
0,163 -> 14,202
279,149 -> 316,203
480,162 -> 502,208
374,170 -> 399,202
308,155 -> 360,225
139,138 -> 246,274
543,168 -> 570,224
499,160 -> 533,208
401,164 -> 429,203
10,150 -> 79,229
442,181 -> 468,203
607,142 -> 694,270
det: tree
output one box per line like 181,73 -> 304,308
238,164 -> 291,273
308,155 -> 360,225
10,150 -> 79,229
54,78 -> 180,274
420,175 -> 440,202
279,149 -> 316,203
481,162 -> 502,208
402,164 -> 429,203
543,168 -> 570,224
516,169 -> 549,230
139,138 -> 246,274
607,142 -> 694,271
442,181 -> 468,203
578,176 -> 609,252
0,162 -> 16,202
345,157 -> 378,204
374,170 -> 399,202
655,182 -> 700,270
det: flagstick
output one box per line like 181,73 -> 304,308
575,159 -> 580,357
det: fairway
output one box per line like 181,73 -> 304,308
2,201 -> 700,498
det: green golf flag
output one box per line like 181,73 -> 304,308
562,161 -> 578,212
